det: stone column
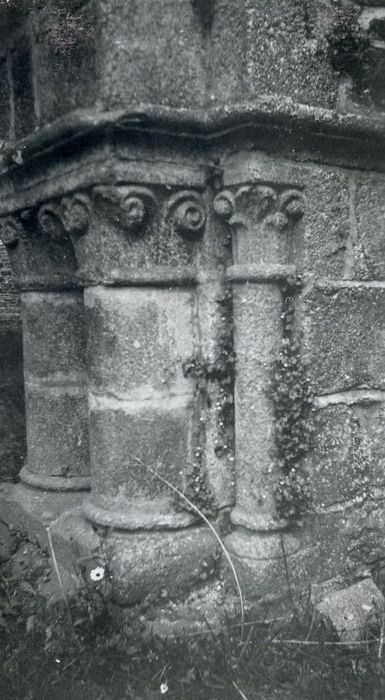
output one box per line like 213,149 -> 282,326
83,280 -> 200,530
0,203 -> 90,491
58,180 -> 225,604
214,168 -> 306,605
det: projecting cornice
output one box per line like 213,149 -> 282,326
1,96 -> 385,171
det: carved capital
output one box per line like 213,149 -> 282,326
37,202 -> 66,241
214,184 -> 305,235
38,193 -> 91,241
166,190 -> 206,237
93,185 -> 157,235
62,194 -> 91,238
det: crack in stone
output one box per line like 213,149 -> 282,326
314,389 -> 385,407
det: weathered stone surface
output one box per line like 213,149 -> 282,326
224,502 -> 385,609
231,282 -> 282,530
306,402 -> 385,509
25,388 -> 89,479
34,1 -> 98,124
0,242 -> 20,317
2,214 -> 78,290
99,0 -> 206,109
11,34 -> 35,139
0,319 -> 26,482
0,57 -> 10,141
106,526 -> 220,605
2,0 -> 385,627
353,174 -> 385,279
300,505 -> 385,588
20,289 -> 89,486
300,169 -> 351,280
22,291 -> 86,377
146,584 -> 226,639
89,398 -> 193,499
212,0 -> 337,109
0,482 -> 86,548
85,286 -> 194,397
195,279 -> 235,510
46,507 -> 103,598
0,319 -> 23,383
221,154 -> 351,279
316,579 -> 385,643
0,520 -> 16,564
309,576 -> 347,606
85,284 -> 201,525
222,529 -> 303,609
74,184 -> 205,283
303,284 -> 385,393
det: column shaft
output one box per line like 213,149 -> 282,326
20,290 -> 90,491
83,284 -> 199,528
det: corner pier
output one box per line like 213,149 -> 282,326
1,0 -> 385,626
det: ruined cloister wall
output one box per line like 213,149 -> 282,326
1,0 -> 385,627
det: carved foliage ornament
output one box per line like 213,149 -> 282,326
0,185 -> 206,255
93,185 -> 157,235
166,190 -> 206,236
91,186 -> 206,238
38,194 -> 91,241
213,184 -> 305,233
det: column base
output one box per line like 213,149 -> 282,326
83,494 -> 197,530
104,525 -> 221,606
20,465 -> 91,491
222,528 -> 304,612
230,505 -> 287,532
0,482 -> 224,629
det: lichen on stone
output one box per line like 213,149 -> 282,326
178,284 -> 235,517
269,277 -> 314,523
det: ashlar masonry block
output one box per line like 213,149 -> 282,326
302,284 -> 385,394
305,401 -> 385,510
353,174 -> 385,280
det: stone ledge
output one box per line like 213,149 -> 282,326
1,96 -> 385,172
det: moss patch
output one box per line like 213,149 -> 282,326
269,278 -> 314,523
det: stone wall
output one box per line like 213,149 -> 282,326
1,0 -> 385,138
0,239 -> 25,483
0,0 -> 385,627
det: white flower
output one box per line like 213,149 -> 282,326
90,566 -> 105,582
160,682 -> 168,695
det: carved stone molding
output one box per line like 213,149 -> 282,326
0,184 -> 208,288
0,203 -> 80,290
93,185 -> 157,235
214,184 -> 305,235
37,194 -> 91,241
165,190 -> 206,237
63,194 -> 91,238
